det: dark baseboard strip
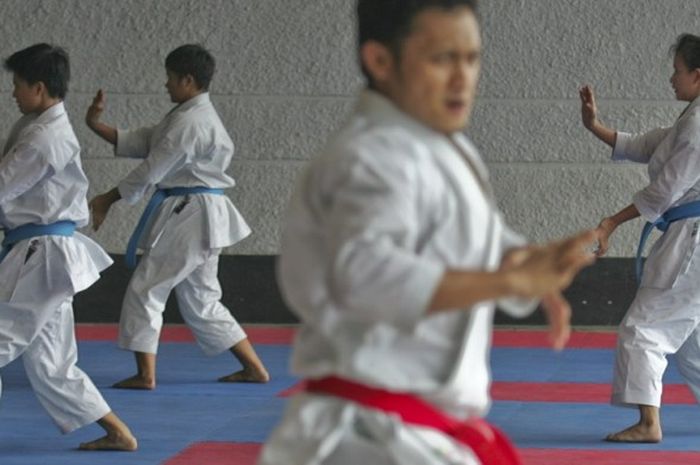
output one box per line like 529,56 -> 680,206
75,255 -> 636,326
495,257 -> 636,326
74,255 -> 295,324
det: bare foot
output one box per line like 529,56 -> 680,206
218,367 -> 270,383
79,433 -> 138,451
605,422 -> 662,443
112,374 -> 155,390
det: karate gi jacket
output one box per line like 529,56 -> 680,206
0,102 -> 112,296
116,92 -> 250,251
262,90 -> 536,465
614,96 -> 700,289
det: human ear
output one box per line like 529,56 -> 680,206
360,41 -> 396,85
183,74 -> 197,90
33,81 -> 46,98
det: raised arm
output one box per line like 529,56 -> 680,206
0,143 -> 51,204
580,85 -> 617,148
85,89 -> 117,146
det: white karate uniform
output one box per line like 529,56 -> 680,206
611,97 -> 700,408
257,90 -> 536,465
115,92 -> 250,355
0,102 -> 113,433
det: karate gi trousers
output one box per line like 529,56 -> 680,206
0,236 -> 111,433
613,240 -> 700,407
118,199 -> 246,356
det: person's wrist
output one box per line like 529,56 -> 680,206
503,269 -> 529,299
600,216 -> 617,232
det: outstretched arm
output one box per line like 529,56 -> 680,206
86,89 -> 117,146
580,85 -> 617,148
427,230 -> 595,350
428,230 -> 596,311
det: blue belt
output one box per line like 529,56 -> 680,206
636,200 -> 700,282
0,221 -> 76,263
125,186 -> 224,269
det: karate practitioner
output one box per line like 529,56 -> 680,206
257,1 -> 596,464
0,43 -> 136,451
87,44 -> 269,389
581,33 -> 700,443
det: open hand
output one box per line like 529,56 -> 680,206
594,217 -> 616,257
541,292 -> 571,351
579,85 -> 598,131
502,235 -> 595,351
86,89 -> 106,128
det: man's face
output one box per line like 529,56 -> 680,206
380,7 -> 481,134
12,74 -> 42,114
165,69 -> 190,103
670,53 -> 699,102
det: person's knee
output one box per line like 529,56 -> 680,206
24,353 -> 72,381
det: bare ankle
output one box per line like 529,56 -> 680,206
639,405 -> 660,428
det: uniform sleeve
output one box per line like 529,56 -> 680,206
633,117 -> 700,222
321,143 -> 445,331
115,126 -> 156,159
0,142 -> 52,204
496,222 -> 539,318
612,128 -> 671,163
499,222 -> 527,251
117,121 -> 193,204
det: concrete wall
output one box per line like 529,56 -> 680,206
1,0 -> 698,257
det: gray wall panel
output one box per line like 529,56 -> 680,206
0,1 -> 689,257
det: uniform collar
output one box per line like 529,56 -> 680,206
356,89 -> 471,144
356,89 -> 491,197
362,89 -> 481,146
678,95 -> 700,120
690,94 -> 700,109
34,101 -> 66,124
173,92 -> 210,114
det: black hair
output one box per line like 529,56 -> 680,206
4,43 -> 70,99
356,0 -> 478,84
671,34 -> 700,70
165,44 -> 216,90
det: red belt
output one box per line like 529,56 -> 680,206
305,376 -> 522,465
